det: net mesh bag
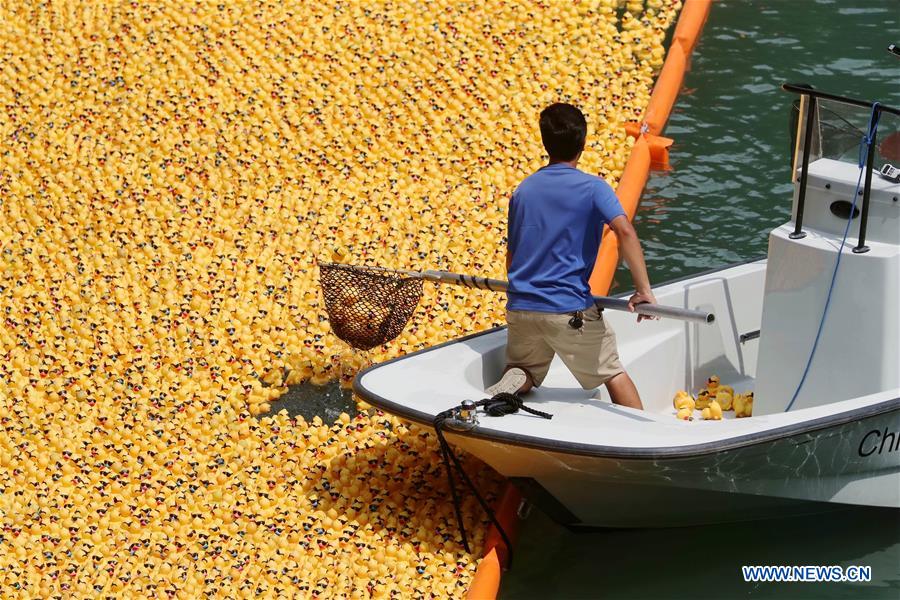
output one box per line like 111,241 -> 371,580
319,263 -> 424,350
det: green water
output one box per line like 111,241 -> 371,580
502,1 -> 900,598
610,0 -> 900,291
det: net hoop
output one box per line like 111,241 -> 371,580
318,262 -> 424,350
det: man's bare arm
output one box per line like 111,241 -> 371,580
608,215 -> 657,320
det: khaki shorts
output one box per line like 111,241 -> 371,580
506,304 -> 624,389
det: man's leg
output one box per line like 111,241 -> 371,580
547,306 -> 644,410
488,310 -> 554,396
605,372 -> 644,410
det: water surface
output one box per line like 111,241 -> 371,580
611,0 -> 900,290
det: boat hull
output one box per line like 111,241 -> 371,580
445,404 -> 900,528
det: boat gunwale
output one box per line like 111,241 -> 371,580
352,255 -> 900,459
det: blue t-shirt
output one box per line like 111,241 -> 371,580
507,163 -> 625,313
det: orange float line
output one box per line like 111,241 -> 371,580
465,484 -> 520,600
467,2 -> 712,598
588,135 -> 652,295
674,0 -> 712,56
643,40 -> 687,137
590,0 -> 711,297
466,547 -> 502,600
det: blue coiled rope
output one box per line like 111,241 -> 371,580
784,102 -> 881,412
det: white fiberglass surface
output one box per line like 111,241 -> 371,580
360,327 -> 897,449
612,260 -> 767,413
357,259 -> 897,449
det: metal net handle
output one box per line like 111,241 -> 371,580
322,263 -> 714,324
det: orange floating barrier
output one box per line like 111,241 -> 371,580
644,0 -> 711,135
643,42 -> 687,136
647,134 -> 675,169
589,135 -> 651,295
468,2 -> 712,597
466,549 -> 502,600
466,484 -> 521,600
625,122 -> 674,169
590,0 -> 711,297
674,0 -> 712,55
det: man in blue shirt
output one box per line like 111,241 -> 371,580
488,103 -> 656,410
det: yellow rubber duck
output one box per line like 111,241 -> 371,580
734,392 -> 755,418
701,400 -> 723,420
715,389 -> 734,411
675,407 -> 693,421
673,394 -> 695,413
672,390 -> 692,408
695,389 -> 712,410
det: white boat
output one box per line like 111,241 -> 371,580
354,85 -> 900,528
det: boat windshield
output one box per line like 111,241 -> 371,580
793,96 -> 900,180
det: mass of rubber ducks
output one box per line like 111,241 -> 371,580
673,376 -> 755,421
0,0 -> 681,595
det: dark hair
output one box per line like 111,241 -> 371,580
539,103 -> 587,161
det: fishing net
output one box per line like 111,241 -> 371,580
318,262 -> 424,350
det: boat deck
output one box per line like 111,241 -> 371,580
355,258 -> 899,456
357,326 -> 898,455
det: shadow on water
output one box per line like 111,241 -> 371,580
501,506 -> 900,599
265,381 -> 357,423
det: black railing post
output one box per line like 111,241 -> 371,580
853,111 -> 877,254
790,95 -> 816,240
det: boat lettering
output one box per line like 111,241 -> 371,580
858,428 -> 900,457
